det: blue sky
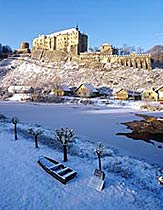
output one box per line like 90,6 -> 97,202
1,0 -> 163,51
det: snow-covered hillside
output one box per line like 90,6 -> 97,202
0,116 -> 162,210
0,57 -> 163,90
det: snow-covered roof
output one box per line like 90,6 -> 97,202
77,83 -> 98,93
101,43 -> 112,46
61,85 -> 71,92
97,87 -> 112,95
47,28 -> 78,38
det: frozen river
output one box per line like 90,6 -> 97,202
0,101 -> 163,166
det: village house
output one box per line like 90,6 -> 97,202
141,88 -> 158,101
8,85 -> 34,94
114,89 -> 128,100
97,86 -> 113,97
9,93 -> 33,101
51,85 -> 72,96
114,89 -> 142,100
75,83 -> 98,98
127,90 -> 142,100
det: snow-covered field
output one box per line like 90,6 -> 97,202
0,112 -> 162,210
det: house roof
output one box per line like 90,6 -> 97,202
127,90 -> 143,96
76,83 -> 98,93
61,85 -> 71,92
155,85 -> 163,92
141,88 -> 158,94
97,87 -> 112,95
114,88 -> 127,94
115,89 -> 142,96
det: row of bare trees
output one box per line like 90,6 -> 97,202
11,117 -> 75,161
11,117 -> 104,170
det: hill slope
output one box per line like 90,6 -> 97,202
0,56 -> 163,91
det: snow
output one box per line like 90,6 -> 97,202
1,57 -> 163,92
8,85 -> 32,93
61,85 -> 71,92
8,93 -> 32,101
79,83 -> 98,93
0,115 -> 162,210
0,101 -> 163,167
1,49 -> 163,209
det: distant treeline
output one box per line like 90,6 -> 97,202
147,45 -> 163,67
0,43 -> 12,58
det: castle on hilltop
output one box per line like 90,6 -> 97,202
32,27 -> 151,70
33,26 -> 88,55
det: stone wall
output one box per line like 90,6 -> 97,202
31,49 -> 152,70
79,52 -> 152,70
31,49 -> 69,63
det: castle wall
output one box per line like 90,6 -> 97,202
31,49 -> 69,63
32,28 -> 88,55
31,48 -> 151,70
79,53 -> 151,70
31,28 -> 151,70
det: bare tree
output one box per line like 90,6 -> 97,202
120,44 -> 131,55
89,47 -> 100,53
148,45 -> 163,65
137,47 -> 144,54
56,128 -> 75,162
95,142 -> 105,171
28,128 -> 43,148
89,47 -> 94,52
11,117 -> 19,140
120,44 -> 137,55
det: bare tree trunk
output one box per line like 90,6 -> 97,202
14,123 -> 17,140
34,135 -> 39,148
98,155 -> 102,171
63,144 -> 67,162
